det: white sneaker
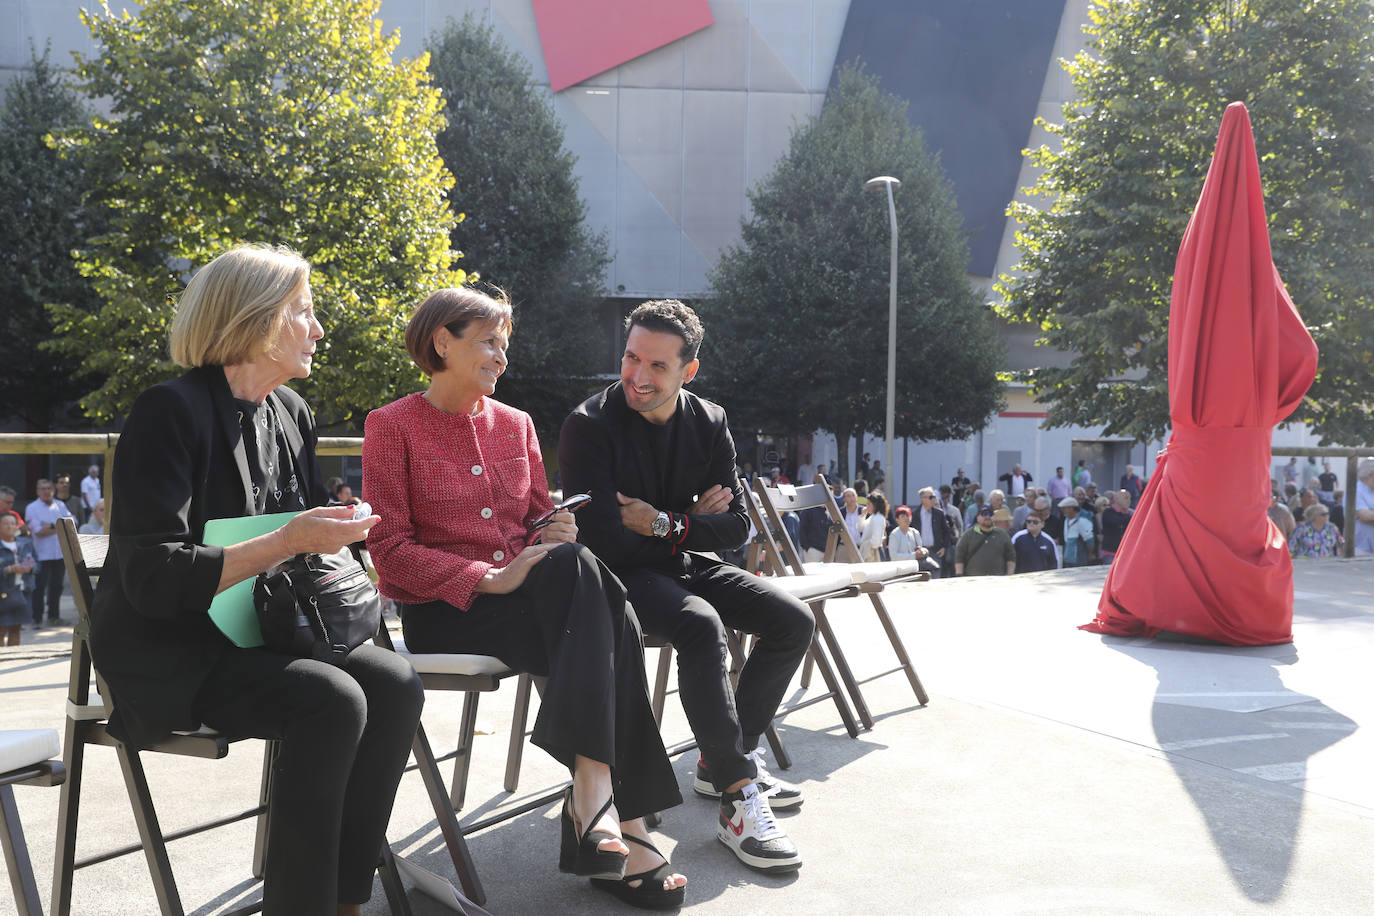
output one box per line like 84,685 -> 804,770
694,747 -> 805,808
717,782 -> 802,873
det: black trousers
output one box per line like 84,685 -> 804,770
31,558 -> 64,622
192,644 -> 424,915
400,543 -> 680,820
615,555 -> 815,792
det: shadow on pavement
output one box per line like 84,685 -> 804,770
1103,637 -> 1356,903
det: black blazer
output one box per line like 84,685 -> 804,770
90,366 -> 326,748
558,382 -> 748,572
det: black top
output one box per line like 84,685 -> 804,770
1100,506 -> 1132,553
1013,530 -> 1059,574
90,366 -> 326,748
559,382 -> 748,571
235,398 -> 307,515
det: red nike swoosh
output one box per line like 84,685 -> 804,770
724,814 -> 744,836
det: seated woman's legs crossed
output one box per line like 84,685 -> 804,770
401,541 -> 683,897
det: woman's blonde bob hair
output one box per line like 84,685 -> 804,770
405,286 -> 513,377
169,244 -> 311,368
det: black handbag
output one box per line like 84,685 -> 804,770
252,547 -> 382,665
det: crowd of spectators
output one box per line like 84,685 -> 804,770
1275,456 -> 1374,559
0,470 -> 109,638
745,454 -> 1374,579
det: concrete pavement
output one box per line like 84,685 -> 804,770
2,558 -> 1372,914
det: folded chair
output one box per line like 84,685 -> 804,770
751,478 -> 931,729
735,485 -> 876,739
1,729 -> 64,916
54,517 -> 412,916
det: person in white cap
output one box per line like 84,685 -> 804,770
1059,496 -> 1096,567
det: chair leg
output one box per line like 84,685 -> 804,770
412,723 -> 485,906
812,604 -> 874,730
650,646 -> 673,726
51,724 -> 87,916
448,692 -> 481,813
799,650 -> 815,689
251,741 -> 278,879
1,784 -> 43,916
804,635 -> 861,739
868,593 -> 930,706
722,630 -> 794,769
376,845 -> 413,916
503,674 -> 534,794
761,724 -> 792,771
114,743 -> 185,916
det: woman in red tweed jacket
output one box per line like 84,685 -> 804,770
363,288 -> 686,908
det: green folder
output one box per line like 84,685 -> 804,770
204,511 -> 299,648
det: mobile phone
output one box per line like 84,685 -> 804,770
528,493 -> 592,533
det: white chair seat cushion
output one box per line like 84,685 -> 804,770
0,729 -> 60,773
757,571 -> 854,599
389,633 -> 512,677
802,560 -> 923,584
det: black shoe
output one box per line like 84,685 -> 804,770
717,784 -> 801,873
694,748 -> 804,809
590,834 -> 686,910
558,785 -> 627,880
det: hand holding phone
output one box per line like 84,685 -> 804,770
528,493 -> 592,534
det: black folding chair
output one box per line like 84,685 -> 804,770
53,517 -> 412,915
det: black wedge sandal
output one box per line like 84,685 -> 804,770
590,834 -> 686,910
558,785 -> 628,880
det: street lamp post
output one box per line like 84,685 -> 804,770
865,175 -> 900,504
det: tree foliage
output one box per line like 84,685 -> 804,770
49,0 -> 461,427
426,13 -> 610,440
700,63 -> 1005,476
998,0 -> 1374,445
0,49 -> 103,429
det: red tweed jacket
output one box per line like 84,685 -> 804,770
363,393 -> 552,610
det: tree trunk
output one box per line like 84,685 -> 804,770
834,428 -> 850,484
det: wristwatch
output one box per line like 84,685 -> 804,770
651,511 -> 671,538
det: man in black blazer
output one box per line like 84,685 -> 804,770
560,300 -> 809,875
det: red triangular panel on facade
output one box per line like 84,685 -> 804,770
533,0 -> 715,92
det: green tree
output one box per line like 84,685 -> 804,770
998,0 -> 1374,445
426,13 -> 610,441
700,63 -> 1004,478
0,49 -> 103,429
49,0 -> 461,427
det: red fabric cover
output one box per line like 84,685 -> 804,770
1082,102 -> 1318,646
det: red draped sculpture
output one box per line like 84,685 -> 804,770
1082,102 -> 1319,646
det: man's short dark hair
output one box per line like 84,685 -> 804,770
625,299 -> 704,364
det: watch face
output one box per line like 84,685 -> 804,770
652,513 -> 670,536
